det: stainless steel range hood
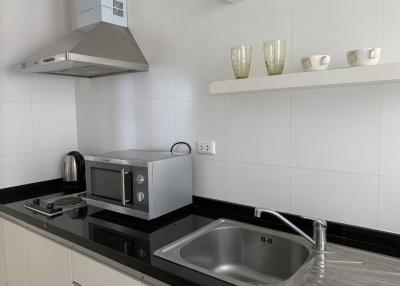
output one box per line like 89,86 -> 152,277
16,0 -> 149,78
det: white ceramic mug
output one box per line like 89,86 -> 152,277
347,48 -> 381,67
301,55 -> 331,72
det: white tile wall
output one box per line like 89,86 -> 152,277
291,85 -> 381,174
378,176 -> 400,233
226,162 -> 291,212
32,103 -> 77,151
175,95 -> 225,161
193,158 -> 226,200
0,50 -> 30,102
75,0 -> 400,233
380,83 -> 400,176
30,75 -> 75,103
226,90 -> 291,166
383,0 -> 400,63
0,153 -> 35,188
133,98 -> 176,150
0,103 -> 34,155
292,169 -> 379,228
26,0 -> 72,55
0,0 -> 77,189
292,0 -> 383,71
76,102 -> 113,152
0,0 -> 28,51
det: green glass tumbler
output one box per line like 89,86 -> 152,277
264,40 -> 287,75
231,45 -> 252,79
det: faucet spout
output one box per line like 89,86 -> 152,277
254,207 -> 327,251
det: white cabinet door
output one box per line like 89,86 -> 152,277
2,219 -> 30,286
72,250 -> 141,286
0,219 -> 7,286
27,230 -> 72,286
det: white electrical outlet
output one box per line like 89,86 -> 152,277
197,141 -> 216,155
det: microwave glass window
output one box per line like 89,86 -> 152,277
91,168 -> 133,203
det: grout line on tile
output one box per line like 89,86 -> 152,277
290,0 -> 294,73
226,157 -> 383,177
377,83 -> 384,229
289,89 -> 294,211
28,77 -> 36,154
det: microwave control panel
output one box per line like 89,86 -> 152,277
132,167 -> 149,213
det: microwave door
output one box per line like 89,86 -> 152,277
90,167 -> 133,205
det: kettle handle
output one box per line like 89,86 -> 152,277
67,151 -> 85,182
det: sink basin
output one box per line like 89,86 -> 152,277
154,219 -> 311,285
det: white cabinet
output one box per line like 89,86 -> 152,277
2,219 -> 71,286
0,218 -> 164,286
71,250 -> 142,286
0,219 -> 7,286
2,219 -> 30,286
27,230 -> 72,286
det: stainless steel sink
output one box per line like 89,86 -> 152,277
154,219 -> 311,285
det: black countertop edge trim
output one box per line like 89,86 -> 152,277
192,196 -> 400,259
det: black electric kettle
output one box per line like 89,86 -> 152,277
62,151 -> 85,187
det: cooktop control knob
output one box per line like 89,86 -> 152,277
137,192 -> 145,202
135,174 -> 145,185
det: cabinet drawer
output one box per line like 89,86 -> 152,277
71,250 -> 141,286
28,231 -> 71,286
2,219 -> 30,286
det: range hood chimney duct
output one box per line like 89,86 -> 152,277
16,0 -> 149,78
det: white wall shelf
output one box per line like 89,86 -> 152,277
209,63 -> 400,94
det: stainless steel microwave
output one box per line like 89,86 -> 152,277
84,150 -> 192,220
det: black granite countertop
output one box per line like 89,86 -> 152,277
2,180 -> 400,286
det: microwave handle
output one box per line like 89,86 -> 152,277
121,169 -> 128,206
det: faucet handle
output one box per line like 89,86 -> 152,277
302,216 -> 327,228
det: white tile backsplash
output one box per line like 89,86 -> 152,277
380,83 -> 400,176
30,75 -> 75,103
226,90 -> 291,166
0,103 -> 34,155
33,149 -> 69,182
226,162 -> 291,212
175,95 -> 225,161
26,0 -> 72,55
174,26 -> 225,97
193,158 -> 226,200
224,0 -> 291,26
378,175 -> 400,233
0,49 -> 30,103
133,98 -> 175,150
76,102 -> 114,151
0,0 -> 28,51
383,0 -> 400,63
0,153 -> 35,189
292,0 -> 325,8
291,85 -> 381,174
32,103 -> 77,152
174,0 -> 225,35
292,168 -> 379,228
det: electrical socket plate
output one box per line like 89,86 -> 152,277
197,141 -> 216,155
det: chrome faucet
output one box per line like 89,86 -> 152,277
254,208 -> 327,252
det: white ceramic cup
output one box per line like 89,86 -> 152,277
301,55 -> 331,72
347,48 -> 381,67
